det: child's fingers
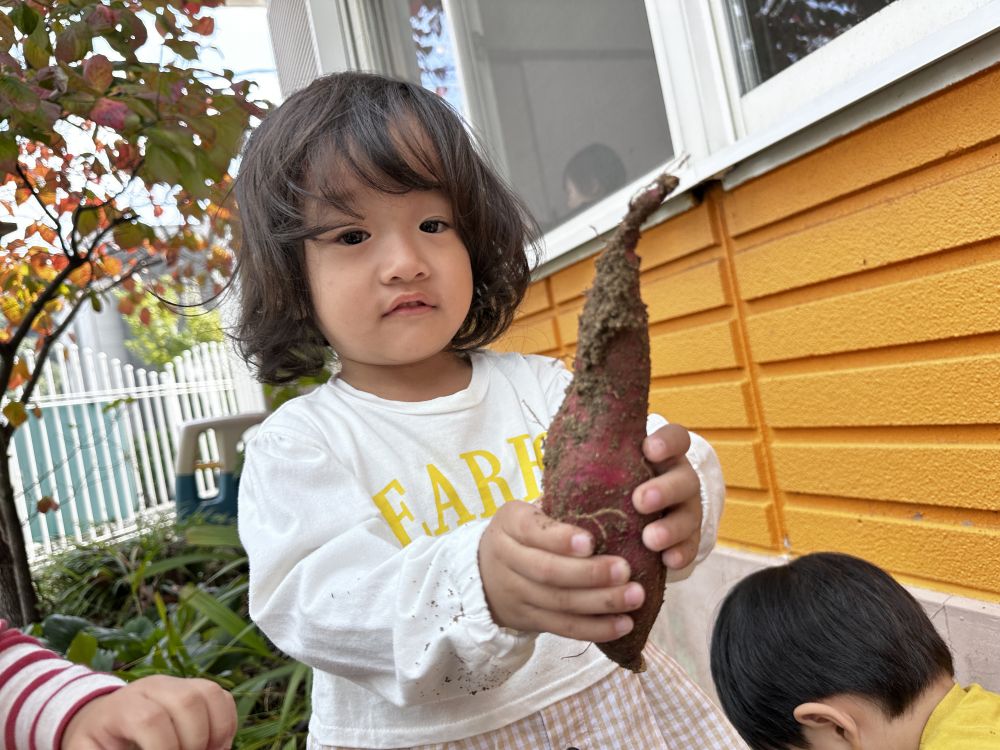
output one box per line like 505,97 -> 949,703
662,535 -> 700,570
518,579 -> 646,615
506,542 -> 631,589
525,608 -> 634,643
497,500 -> 595,557
113,698 -> 182,750
643,423 -> 691,469
143,677 -> 235,750
641,501 -> 701,553
632,461 -> 700,514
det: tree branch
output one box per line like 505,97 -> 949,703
72,158 -> 145,256
14,164 -> 72,258
16,289 -> 90,407
17,257 -> 158,406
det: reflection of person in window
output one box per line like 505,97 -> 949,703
563,143 -> 627,212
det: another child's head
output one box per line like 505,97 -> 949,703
233,72 -> 539,384
563,142 -> 627,211
710,552 -> 954,750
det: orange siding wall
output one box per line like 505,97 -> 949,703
495,64 -> 1000,601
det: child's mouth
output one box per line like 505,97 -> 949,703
385,298 -> 433,316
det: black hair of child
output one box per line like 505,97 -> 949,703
233,71 -> 541,384
709,552 -> 954,750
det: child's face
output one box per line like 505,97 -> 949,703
302,174 -> 473,386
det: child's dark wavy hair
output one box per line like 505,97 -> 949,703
710,552 -> 954,750
233,71 -> 539,384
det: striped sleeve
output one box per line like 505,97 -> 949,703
0,620 -> 123,750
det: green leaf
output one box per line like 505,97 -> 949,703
23,18 -> 51,70
75,207 -> 98,236
142,144 -> 182,186
185,524 -> 242,548
180,585 -> 271,656
89,294 -> 102,312
113,220 -> 151,249
0,11 -> 15,53
66,630 -> 99,665
164,38 -> 198,61
10,2 -> 40,35
0,132 -> 17,171
278,662 -> 309,729
41,614 -> 93,652
142,551 -> 235,578
2,401 -> 27,427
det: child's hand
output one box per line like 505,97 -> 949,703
632,423 -> 704,569
479,501 -> 642,643
61,675 -> 237,750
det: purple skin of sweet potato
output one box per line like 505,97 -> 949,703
541,173 -> 679,672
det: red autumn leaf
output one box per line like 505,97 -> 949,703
86,5 -> 115,33
37,225 -> 58,245
8,357 -> 29,390
83,53 -> 114,92
36,496 -> 59,513
117,297 -> 134,315
190,17 -> 214,35
139,306 -> 152,326
113,142 -> 136,170
90,98 -> 131,131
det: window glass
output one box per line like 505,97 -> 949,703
406,1 -> 466,115
725,0 -> 900,93
389,0 -> 672,231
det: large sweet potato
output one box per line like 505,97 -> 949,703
542,173 -> 679,672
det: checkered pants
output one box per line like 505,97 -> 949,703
310,642 -> 749,750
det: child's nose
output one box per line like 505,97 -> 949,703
381,235 -> 429,283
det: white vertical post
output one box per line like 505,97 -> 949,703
23,351 -> 68,547
146,370 -> 177,492
8,441 -> 35,564
16,409 -> 52,554
84,349 -> 124,534
98,354 -> 137,525
43,346 -> 85,544
58,344 -> 97,541
106,358 -> 143,522
68,345 -> 109,538
125,364 -> 166,508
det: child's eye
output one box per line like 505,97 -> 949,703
420,219 -> 448,234
337,230 -> 369,245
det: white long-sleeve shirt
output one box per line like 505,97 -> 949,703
0,621 -> 124,750
239,350 -> 725,748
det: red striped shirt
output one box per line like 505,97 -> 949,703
0,620 -> 123,750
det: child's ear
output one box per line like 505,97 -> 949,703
793,702 -> 860,748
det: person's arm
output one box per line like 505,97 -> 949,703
0,622 -> 236,750
0,620 -> 122,750
238,428 -> 537,708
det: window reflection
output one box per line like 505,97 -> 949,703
407,1 -> 466,114
726,0 -> 899,92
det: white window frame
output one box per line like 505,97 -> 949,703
707,0 -> 1000,138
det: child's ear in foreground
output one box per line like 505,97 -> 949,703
793,701 -> 859,749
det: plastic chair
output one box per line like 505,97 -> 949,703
174,412 -> 267,520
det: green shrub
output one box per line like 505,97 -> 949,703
33,519 -> 310,748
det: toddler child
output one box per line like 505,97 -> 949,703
234,70 -> 746,749
0,619 -> 236,749
710,552 -> 1000,750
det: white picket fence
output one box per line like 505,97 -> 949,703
8,341 -> 266,564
